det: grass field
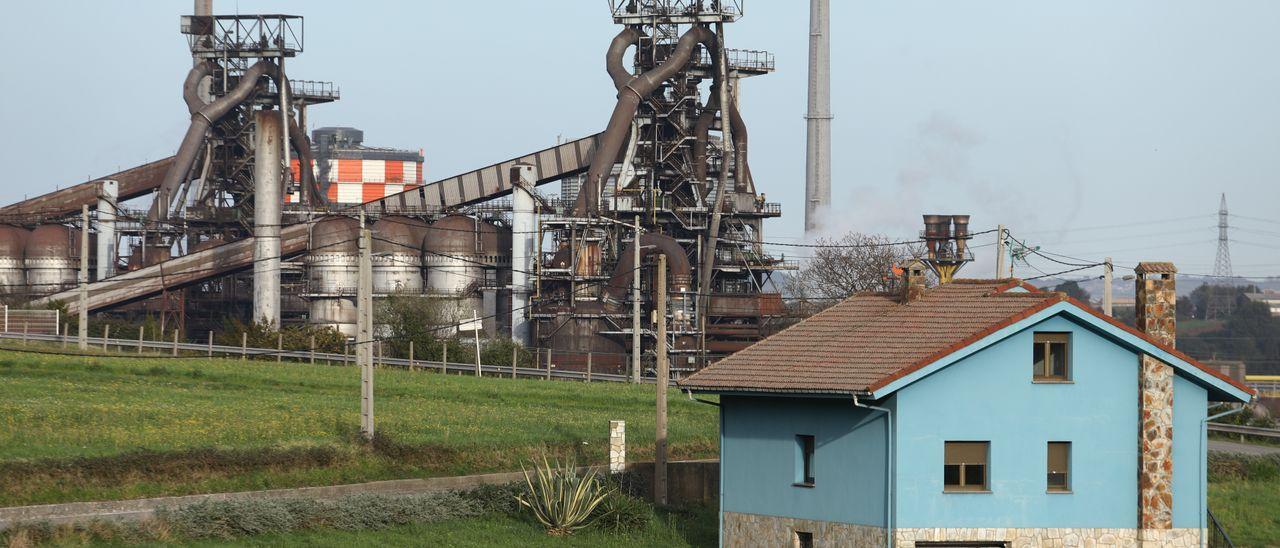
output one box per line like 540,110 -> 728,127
0,346 -> 718,506
1209,480 -> 1280,547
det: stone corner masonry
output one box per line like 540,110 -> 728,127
1134,261 -> 1176,532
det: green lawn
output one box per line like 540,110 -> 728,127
1210,480 -> 1280,547
0,347 -> 718,506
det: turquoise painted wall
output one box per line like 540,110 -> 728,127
894,314 -> 1141,528
1172,374 -> 1208,528
720,395 -> 887,526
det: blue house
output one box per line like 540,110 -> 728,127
680,263 -> 1254,547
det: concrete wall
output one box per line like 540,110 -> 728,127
720,395 -> 887,526
894,314 -> 1141,528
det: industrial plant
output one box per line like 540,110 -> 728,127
0,0 -> 794,377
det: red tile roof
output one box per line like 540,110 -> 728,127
680,279 -> 1256,399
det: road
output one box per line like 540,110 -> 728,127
1209,439 -> 1280,456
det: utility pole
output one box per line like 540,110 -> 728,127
78,204 -> 89,350
632,214 -> 642,384
995,224 -> 1006,279
1103,257 -> 1114,317
472,310 -> 482,377
357,211 -> 374,440
654,253 -> 669,506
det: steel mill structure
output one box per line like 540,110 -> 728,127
3,0 -> 792,377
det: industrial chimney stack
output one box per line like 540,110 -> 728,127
804,0 -> 831,235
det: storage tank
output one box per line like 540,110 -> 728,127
0,226 -> 28,296
422,215 -> 487,333
305,216 -> 360,336
25,224 -> 80,294
371,216 -> 426,294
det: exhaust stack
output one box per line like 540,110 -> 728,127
921,214 -> 974,284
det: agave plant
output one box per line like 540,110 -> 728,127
516,455 -> 612,536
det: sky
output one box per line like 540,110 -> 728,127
2,1 -> 1279,281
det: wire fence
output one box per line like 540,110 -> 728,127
0,332 -> 650,385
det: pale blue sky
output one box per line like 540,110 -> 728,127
2,1 -> 1278,279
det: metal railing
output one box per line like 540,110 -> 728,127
0,332 -> 646,385
1207,422 -> 1280,440
1208,509 -> 1235,548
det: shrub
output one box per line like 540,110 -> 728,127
1208,452 -> 1280,482
591,490 -> 654,534
516,456 -> 612,536
464,482 -> 524,516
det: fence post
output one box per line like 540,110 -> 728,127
103,324 -> 110,352
137,326 -> 144,354
545,348 -> 552,381
241,332 -> 247,360
343,341 -> 349,365
511,345 -> 517,379
22,321 -> 28,345
62,323 -> 69,348
276,333 -> 283,363
208,331 -> 214,358
171,329 -> 179,356
309,335 -> 316,365
442,343 -> 448,374
408,340 -> 415,371
587,352 -> 592,383
3,304 -> 7,332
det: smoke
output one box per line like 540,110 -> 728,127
815,112 -> 1036,275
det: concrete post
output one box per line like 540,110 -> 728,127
655,253 -> 669,506
241,332 -> 247,360
357,214 -> 375,440
545,348 -> 552,381
252,110 -> 283,328
95,180 -> 118,281
172,328 -> 179,356
511,345 -> 517,379
408,340 -> 415,371
586,352 -> 592,383
22,322 -> 28,346
510,163 -> 536,346
632,215 -> 642,384
102,324 -> 109,352
1103,257 -> 1114,317
995,224 -> 1007,279
609,420 -> 626,474
441,343 -> 448,373
804,0 -> 832,234
208,331 -> 214,358
78,205 -> 89,350
138,326 -> 144,354
473,310 -> 482,377
277,333 -> 283,363
310,335 -> 316,365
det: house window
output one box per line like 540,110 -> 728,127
1033,333 -> 1070,381
944,441 -> 989,492
795,434 -> 815,486
1047,441 -> 1071,492
794,531 -> 814,548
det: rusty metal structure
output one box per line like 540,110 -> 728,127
8,1 -> 791,378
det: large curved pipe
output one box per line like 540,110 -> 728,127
182,61 -> 214,115
277,75 -> 322,205
603,233 -> 692,306
151,60 -> 275,221
727,96 -> 752,193
575,26 -> 716,216
692,87 -> 719,185
606,28 -> 644,91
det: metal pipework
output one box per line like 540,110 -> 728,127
575,26 -> 717,216
603,233 -> 692,306
952,214 -> 971,256
510,163 -> 537,346
95,180 -> 118,281
606,28 -> 645,90
253,109 -> 283,327
152,60 -> 275,222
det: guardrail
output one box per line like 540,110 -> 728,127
0,332 -> 649,385
1207,422 -> 1280,440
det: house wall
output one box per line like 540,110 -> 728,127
1172,373 -> 1208,528
894,314 -> 1141,528
720,395 -> 887,526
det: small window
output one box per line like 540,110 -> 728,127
794,531 -> 814,548
1047,441 -> 1071,492
1033,333 -> 1070,381
944,441 -> 989,492
795,434 -> 815,486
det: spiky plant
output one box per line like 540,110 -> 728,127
516,456 -> 612,536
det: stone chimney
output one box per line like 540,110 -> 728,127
901,259 -> 928,303
1134,262 -> 1177,347
1134,262 -> 1175,537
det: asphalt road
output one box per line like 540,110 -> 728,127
1209,439 -> 1280,456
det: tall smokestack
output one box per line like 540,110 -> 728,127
804,0 -> 832,235
253,110 -> 283,327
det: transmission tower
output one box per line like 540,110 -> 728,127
1206,193 -> 1234,319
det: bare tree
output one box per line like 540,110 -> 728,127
783,233 -> 924,313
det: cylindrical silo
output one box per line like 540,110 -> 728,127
0,226 -> 28,296
305,216 -> 360,337
423,214 -> 485,333
25,224 -> 80,294
371,216 -> 426,294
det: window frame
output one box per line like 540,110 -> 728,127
1032,332 -> 1072,383
794,434 -> 816,487
794,530 -> 814,548
943,441 -> 990,493
1047,441 -> 1072,493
